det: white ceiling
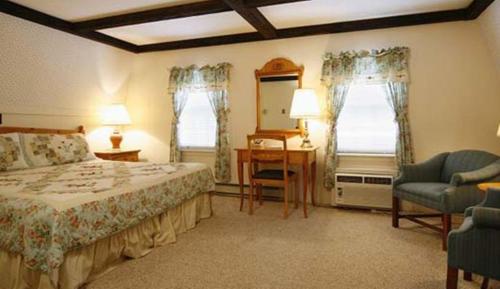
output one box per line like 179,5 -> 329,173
99,11 -> 256,44
11,0 -> 199,21
260,0 -> 473,29
10,0 -> 474,45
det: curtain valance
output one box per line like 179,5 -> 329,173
168,63 -> 231,93
321,47 -> 410,86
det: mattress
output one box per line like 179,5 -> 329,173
0,160 -> 214,274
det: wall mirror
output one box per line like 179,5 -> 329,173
255,58 -> 304,137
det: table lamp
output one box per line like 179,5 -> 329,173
290,89 -> 320,148
101,104 -> 131,150
497,124 -> 500,137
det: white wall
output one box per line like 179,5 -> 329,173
128,21 -> 500,205
1,8 -> 498,206
478,0 -> 500,73
0,13 -> 135,151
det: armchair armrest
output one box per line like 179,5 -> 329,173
451,160 -> 500,186
472,207 -> 500,229
394,152 -> 449,186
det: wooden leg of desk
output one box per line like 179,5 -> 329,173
311,161 -> 317,206
238,160 -> 244,211
249,181 -> 254,215
302,162 -> 308,218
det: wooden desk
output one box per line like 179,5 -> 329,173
478,182 -> 500,192
235,146 -> 318,217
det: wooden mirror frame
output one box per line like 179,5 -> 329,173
255,58 -> 304,137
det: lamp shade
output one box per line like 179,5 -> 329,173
101,104 -> 132,126
497,124 -> 500,137
289,89 -> 320,119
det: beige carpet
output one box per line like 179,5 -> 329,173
87,196 -> 495,289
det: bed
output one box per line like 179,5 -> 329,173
0,126 -> 214,289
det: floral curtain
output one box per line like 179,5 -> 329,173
321,47 -> 413,189
168,63 -> 232,182
386,82 -> 414,169
323,85 -> 349,189
205,65 -> 231,183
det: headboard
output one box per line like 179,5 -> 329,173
0,125 -> 85,135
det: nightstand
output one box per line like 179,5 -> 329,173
94,149 -> 141,162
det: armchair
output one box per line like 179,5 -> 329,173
392,150 -> 499,250
447,187 -> 500,289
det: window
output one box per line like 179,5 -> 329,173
337,84 -> 397,155
178,92 -> 216,149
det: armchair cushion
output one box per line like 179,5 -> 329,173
394,182 -> 454,211
394,152 -> 448,186
472,207 -> 500,230
441,150 -> 499,183
253,169 -> 295,180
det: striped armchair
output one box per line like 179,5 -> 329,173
392,150 -> 500,250
447,187 -> 500,289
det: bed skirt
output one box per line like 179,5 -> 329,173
0,192 -> 213,289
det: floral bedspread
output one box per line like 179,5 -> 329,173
0,160 -> 214,273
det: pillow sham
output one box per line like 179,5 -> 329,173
0,133 -> 29,171
21,133 -> 95,167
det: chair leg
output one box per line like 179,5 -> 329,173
446,266 -> 458,289
248,182 -> 254,215
257,185 -> 263,205
392,196 -> 400,228
294,179 -> 299,209
283,183 -> 289,219
464,272 -> 472,281
442,214 -> 452,251
481,277 -> 489,289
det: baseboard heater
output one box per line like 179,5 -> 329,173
333,173 -> 393,209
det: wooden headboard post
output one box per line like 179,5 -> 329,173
0,126 -> 86,135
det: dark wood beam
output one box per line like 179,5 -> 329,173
138,32 -> 264,52
465,0 -> 495,19
138,8 -> 468,52
276,9 -> 467,38
221,0 -> 277,39
74,0 -> 308,31
0,1 -> 138,52
75,1 -> 230,31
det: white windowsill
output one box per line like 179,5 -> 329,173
338,153 -> 396,158
180,147 -> 215,153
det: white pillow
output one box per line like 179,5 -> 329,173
0,133 -> 29,171
21,133 -> 95,167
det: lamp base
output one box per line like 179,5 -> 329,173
300,119 -> 313,148
110,131 -> 123,150
300,137 -> 313,148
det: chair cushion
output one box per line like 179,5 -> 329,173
253,169 -> 295,180
395,182 -> 454,210
441,150 -> 499,183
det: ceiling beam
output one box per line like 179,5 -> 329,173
74,0 -> 308,31
465,0 -> 495,19
0,1 -> 139,52
221,0 -> 277,39
138,8 -> 468,52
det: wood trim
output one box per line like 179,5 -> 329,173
465,0 -> 496,19
74,1 -> 230,31
74,0 -> 307,31
0,125 -> 85,135
255,58 -> 304,137
138,8 -> 471,52
221,0 -> 277,39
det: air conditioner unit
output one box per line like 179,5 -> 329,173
333,173 -> 393,209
